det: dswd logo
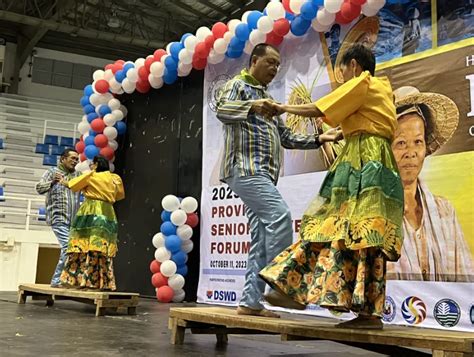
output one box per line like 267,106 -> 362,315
382,296 -> 396,322
206,290 -> 213,299
212,290 -> 237,302
434,299 -> 461,328
401,296 -> 427,324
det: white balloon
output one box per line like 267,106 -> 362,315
150,61 -> 164,77
112,109 -> 124,121
249,30 -> 266,46
160,260 -> 177,277
152,232 -> 165,248
208,51 -> 225,65
213,38 -> 228,54
166,43 -> 172,54
108,98 -> 121,111
81,115 -> 87,122
241,10 -> 251,23
266,1 -> 285,20
78,122 -> 90,135
244,41 -> 254,55
89,93 -> 101,106
168,274 -> 185,290
109,163 -> 115,172
290,0 -> 305,14
126,68 -> 139,83
227,19 -> 241,35
172,288 -> 185,302
317,8 -> 336,26
366,0 -> 386,10
178,49 -> 193,65
122,78 -> 136,93
324,0 -> 344,13
103,126 -> 118,140
223,31 -> 233,44
108,139 -> 118,151
178,65 -> 192,77
181,239 -> 194,254
257,16 -> 274,34
119,105 -> 128,117
312,19 -> 331,33
180,197 -> 198,213
177,225 -> 193,240
160,54 -> 169,65
95,104 -> 103,115
134,57 -> 146,67
162,195 -> 180,212
109,78 -> 121,91
171,209 -> 187,226
103,114 -> 116,127
148,74 -> 164,89
83,132 -> 89,140
93,69 -> 105,81
196,26 -> 212,41
155,247 -> 171,262
184,35 -> 197,52
103,69 -> 114,81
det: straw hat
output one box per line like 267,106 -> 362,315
393,86 -> 459,155
334,16 -> 380,83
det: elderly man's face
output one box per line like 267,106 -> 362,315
392,113 -> 427,184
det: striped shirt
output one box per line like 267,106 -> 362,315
36,166 -> 80,226
216,69 -> 321,183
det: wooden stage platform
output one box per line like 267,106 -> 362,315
168,307 -> 474,356
18,283 -> 139,316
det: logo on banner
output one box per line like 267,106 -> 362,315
206,290 -> 237,302
433,299 -> 461,328
208,74 -> 231,112
382,296 -> 396,322
401,296 -> 427,324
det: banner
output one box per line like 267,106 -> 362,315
198,2 -> 473,332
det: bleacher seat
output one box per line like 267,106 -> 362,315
43,154 -> 57,166
35,143 -> 50,154
0,138 -> 3,149
38,207 -> 46,221
50,145 -> 62,156
60,137 -> 74,147
44,135 -> 59,146
0,186 -> 4,201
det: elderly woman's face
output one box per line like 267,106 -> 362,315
392,113 -> 427,184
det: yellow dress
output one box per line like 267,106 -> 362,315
260,72 -> 404,317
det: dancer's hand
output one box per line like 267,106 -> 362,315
250,99 -> 277,117
319,128 -> 343,143
270,102 -> 286,116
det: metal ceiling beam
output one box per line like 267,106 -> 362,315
199,0 -> 231,17
169,0 -> 216,23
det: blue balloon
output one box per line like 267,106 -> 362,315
87,112 -> 98,123
181,33 -> 192,43
163,68 -> 178,85
301,2 -> 317,21
98,105 -> 111,116
115,121 -> 127,135
171,251 -> 187,266
285,12 -> 295,21
80,96 -> 90,107
161,210 -> 171,222
83,104 -> 95,115
84,145 -> 99,159
115,70 -> 126,83
226,48 -> 243,58
311,0 -> 324,6
165,235 -> 182,253
88,130 -> 97,137
229,37 -> 245,51
248,10 -> 263,30
161,221 -> 177,236
123,63 -> 135,72
84,84 -> 94,96
170,42 -> 184,60
164,56 -> 178,71
84,135 -> 95,146
235,23 -> 250,41
176,264 -> 188,277
290,16 -> 311,36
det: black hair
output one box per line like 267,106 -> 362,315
340,43 -> 376,76
249,43 -> 279,68
93,155 -> 110,172
60,148 -> 78,160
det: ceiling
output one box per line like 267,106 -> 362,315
0,0 -> 267,62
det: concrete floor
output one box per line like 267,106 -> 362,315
0,291 -> 429,357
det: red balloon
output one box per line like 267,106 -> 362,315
266,32 -> 284,46
192,56 -> 207,70
94,134 -> 108,148
136,79 -> 151,93
94,79 -> 109,94
186,212 -> 199,228
195,42 -> 209,59
115,59 -> 125,65
273,18 -> 290,37
104,64 -> 114,71
156,285 -> 174,303
80,153 -> 86,162
138,66 -> 149,81
151,272 -> 168,288
90,118 -> 106,133
75,140 -> 85,154
212,22 -> 228,39
144,57 -> 155,72
335,11 -> 353,24
100,146 -> 115,161
204,35 -> 215,51
150,260 -> 161,274
350,0 -> 366,5
153,49 -> 167,62
282,0 -> 293,14
110,63 -> 121,74
340,1 -> 361,21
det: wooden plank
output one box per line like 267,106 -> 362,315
169,317 -> 186,345
19,284 -> 139,299
169,307 -> 474,353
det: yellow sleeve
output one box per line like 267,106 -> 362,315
112,174 -> 125,201
67,171 -> 93,192
315,71 -> 370,127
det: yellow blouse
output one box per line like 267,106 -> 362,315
316,71 -> 397,141
67,171 -> 125,203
